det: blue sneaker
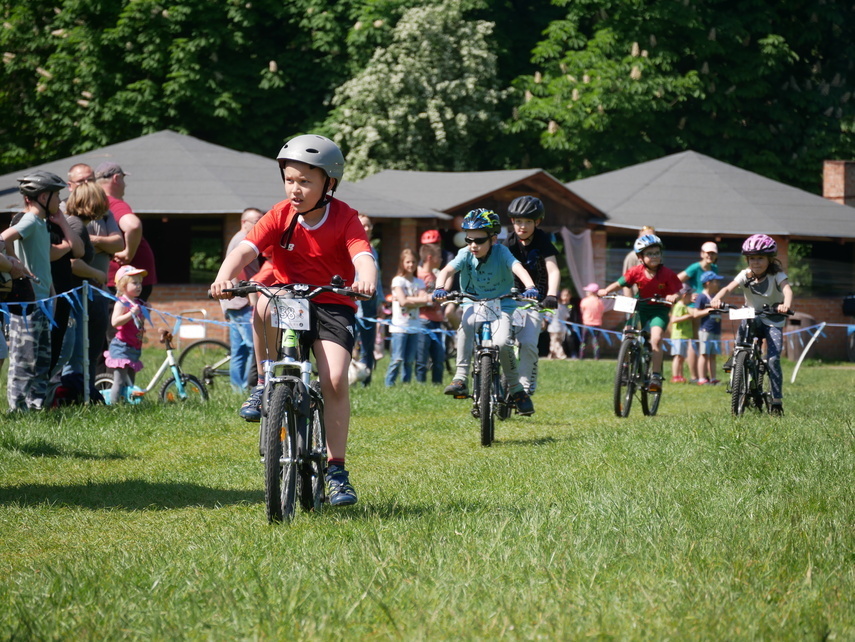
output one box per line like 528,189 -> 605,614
510,390 -> 535,416
326,464 -> 358,506
239,384 -> 264,422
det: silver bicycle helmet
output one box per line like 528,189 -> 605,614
277,134 -> 344,180
18,170 -> 66,197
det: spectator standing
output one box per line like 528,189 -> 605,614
578,282 -> 604,359
694,271 -> 725,384
546,287 -> 572,359
385,248 -> 429,386
355,214 -> 383,385
1,171 -> 71,410
668,285 -> 694,383
221,207 -> 263,391
416,243 -> 445,384
96,162 -> 157,301
678,241 -> 720,383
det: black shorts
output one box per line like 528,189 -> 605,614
302,303 -> 357,355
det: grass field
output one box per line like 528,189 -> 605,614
1,356 -> 853,639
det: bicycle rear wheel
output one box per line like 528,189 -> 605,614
94,374 -> 114,404
299,381 -> 327,512
730,351 -> 750,416
178,339 -> 231,390
265,384 -> 298,523
479,353 -> 495,446
159,374 -> 209,403
613,339 -> 637,418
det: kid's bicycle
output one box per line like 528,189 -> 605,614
604,295 -> 671,418
443,290 -> 531,447
95,328 -> 209,404
223,277 -> 368,523
719,303 -> 793,416
178,338 -> 231,390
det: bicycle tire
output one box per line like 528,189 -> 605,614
177,339 -> 231,389
479,353 -> 494,446
753,357 -> 771,412
159,374 -> 209,403
94,374 -> 114,404
265,384 -> 298,523
730,351 -> 750,416
640,350 -> 661,416
299,381 -> 327,512
613,339 -> 636,418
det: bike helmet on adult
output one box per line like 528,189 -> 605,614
507,195 -> 545,221
18,170 -> 66,197
634,233 -> 664,254
462,208 -> 500,233
741,234 -> 777,255
277,134 -> 344,180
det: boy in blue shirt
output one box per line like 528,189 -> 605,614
433,209 -> 538,416
695,270 -> 725,384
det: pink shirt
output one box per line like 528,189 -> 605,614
579,294 -> 604,327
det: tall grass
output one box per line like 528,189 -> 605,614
1,358 -> 853,639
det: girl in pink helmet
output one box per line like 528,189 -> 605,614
710,234 -> 793,416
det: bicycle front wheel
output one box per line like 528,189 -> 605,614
159,374 -> 209,403
613,339 -> 637,418
299,381 -> 327,513
730,351 -> 750,416
265,384 -> 297,523
479,353 -> 495,446
640,353 -> 661,416
178,339 -> 231,390
95,374 -> 114,405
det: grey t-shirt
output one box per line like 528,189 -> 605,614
86,210 -> 122,274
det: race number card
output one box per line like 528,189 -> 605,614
729,307 -> 756,321
613,295 -> 638,314
273,298 -> 310,330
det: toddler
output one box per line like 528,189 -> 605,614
105,265 -> 148,402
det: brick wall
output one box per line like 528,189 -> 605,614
147,285 -> 229,343
823,160 -> 855,206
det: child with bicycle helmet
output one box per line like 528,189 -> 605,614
502,195 -> 560,395
210,134 -> 376,506
433,208 -> 539,415
597,234 -> 682,393
710,234 -> 792,416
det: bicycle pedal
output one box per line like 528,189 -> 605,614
453,394 -> 470,400
130,391 -> 145,398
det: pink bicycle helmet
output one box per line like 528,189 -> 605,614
741,234 -> 777,255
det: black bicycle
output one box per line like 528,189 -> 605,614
223,277 -> 368,523
720,303 -> 793,416
178,338 -> 231,390
604,295 -> 671,418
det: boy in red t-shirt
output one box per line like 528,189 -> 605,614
211,135 -> 376,507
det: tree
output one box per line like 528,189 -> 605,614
324,0 -> 508,180
508,0 -> 855,191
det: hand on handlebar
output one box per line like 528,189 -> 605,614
432,288 -> 448,301
522,288 -> 539,301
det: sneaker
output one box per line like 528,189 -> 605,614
770,403 -> 784,417
708,378 -> 721,385
670,376 -> 686,384
697,378 -> 709,385
444,380 -> 468,397
648,374 -> 663,393
239,384 -> 264,422
511,390 -> 535,416
326,464 -> 358,506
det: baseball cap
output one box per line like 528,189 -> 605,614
583,282 -> 599,292
94,162 -> 129,179
115,265 -> 148,281
679,284 -> 693,295
701,241 -> 719,253
421,229 -> 441,245
700,270 -> 724,284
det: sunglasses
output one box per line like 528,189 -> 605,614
465,236 -> 490,245
643,251 -> 661,258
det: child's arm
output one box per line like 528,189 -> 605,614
671,310 -> 694,323
710,280 -> 739,308
393,284 -> 430,308
511,262 -> 536,290
434,264 -> 458,294
352,253 -> 377,298
778,280 -> 793,314
210,244 -> 257,299
597,281 -> 622,297
544,256 -> 561,297
111,299 -> 137,329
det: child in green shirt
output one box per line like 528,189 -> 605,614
668,286 -> 693,383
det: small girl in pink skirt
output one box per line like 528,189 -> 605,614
105,265 -> 148,402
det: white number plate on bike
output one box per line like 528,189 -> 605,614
473,299 -> 502,323
729,307 -> 755,320
613,295 -> 637,313
273,298 -> 310,330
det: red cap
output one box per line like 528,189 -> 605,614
420,229 -> 441,245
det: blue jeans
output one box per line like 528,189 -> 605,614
385,332 -> 419,386
225,306 -> 254,391
416,321 -> 445,383
356,299 -> 377,385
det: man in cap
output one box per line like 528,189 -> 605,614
95,162 -> 157,301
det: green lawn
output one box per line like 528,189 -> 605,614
1,357 -> 853,639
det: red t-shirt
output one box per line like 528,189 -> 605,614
243,198 -> 372,310
106,196 -> 158,287
619,264 -> 682,300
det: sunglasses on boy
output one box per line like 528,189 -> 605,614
465,236 -> 491,245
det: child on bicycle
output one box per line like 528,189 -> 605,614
710,234 -> 792,416
597,234 -> 682,393
210,134 -> 376,506
433,209 -> 539,416
105,265 -> 148,403
501,196 -> 561,395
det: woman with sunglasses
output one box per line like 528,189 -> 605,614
432,209 -> 539,416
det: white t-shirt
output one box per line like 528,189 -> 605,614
390,275 -> 425,334
735,269 -> 788,327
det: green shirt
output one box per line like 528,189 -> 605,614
670,300 -> 693,340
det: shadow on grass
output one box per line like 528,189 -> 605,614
2,438 -> 129,461
492,436 -> 559,447
0,480 -> 263,511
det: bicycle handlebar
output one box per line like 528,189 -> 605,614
216,277 -> 372,301
710,302 -> 794,317
438,290 -> 538,305
601,294 -> 673,307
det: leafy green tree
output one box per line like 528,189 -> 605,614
0,0 -> 354,172
508,0 -> 855,191
324,0 -> 508,180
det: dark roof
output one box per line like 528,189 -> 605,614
0,130 -> 446,219
567,151 -> 855,240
